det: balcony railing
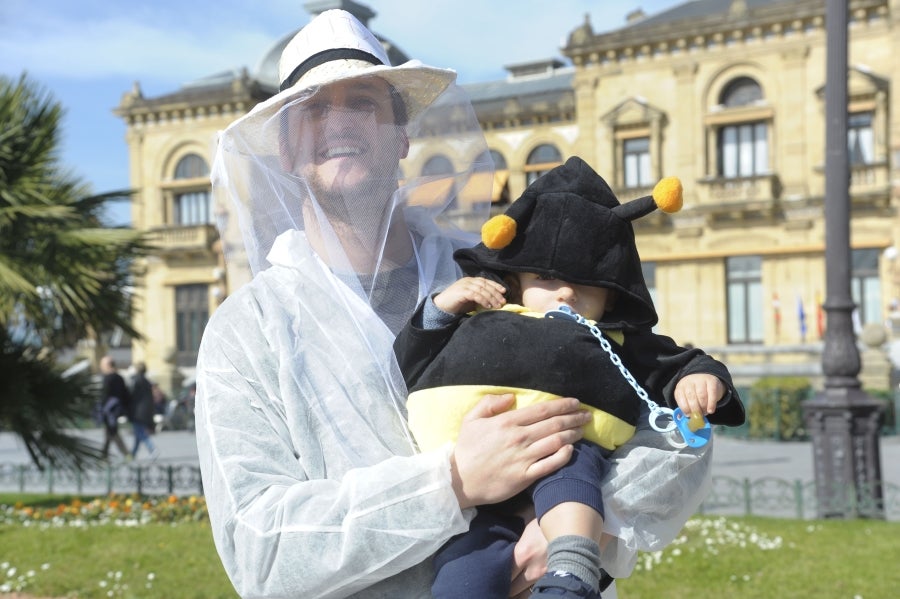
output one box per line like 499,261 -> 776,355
150,224 -> 219,255
697,173 -> 782,205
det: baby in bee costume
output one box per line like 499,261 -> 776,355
395,156 -> 745,598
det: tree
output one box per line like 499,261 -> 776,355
0,73 -> 147,469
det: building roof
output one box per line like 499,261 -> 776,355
625,0 -> 779,29
560,0 -> 874,63
465,68 -> 574,103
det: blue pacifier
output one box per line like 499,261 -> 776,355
672,408 -> 711,447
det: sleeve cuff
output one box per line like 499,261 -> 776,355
422,295 -> 462,329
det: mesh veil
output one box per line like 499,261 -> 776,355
212,78 -> 492,334
200,58 -> 716,591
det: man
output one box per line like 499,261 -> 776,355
128,362 -> 158,460
196,10 -> 590,598
99,355 -> 129,460
197,9 -> 718,599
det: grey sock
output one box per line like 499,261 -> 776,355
546,535 -> 601,592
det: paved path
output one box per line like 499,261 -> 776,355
0,428 -> 200,467
2,427 -> 898,485
711,433 -> 900,485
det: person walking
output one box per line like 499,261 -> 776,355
129,362 -> 159,460
99,355 -> 129,460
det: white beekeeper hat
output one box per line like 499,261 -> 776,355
271,9 -> 456,122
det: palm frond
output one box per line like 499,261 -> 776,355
0,328 -> 104,470
0,73 -> 151,468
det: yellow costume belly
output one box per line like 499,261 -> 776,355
406,385 -> 636,452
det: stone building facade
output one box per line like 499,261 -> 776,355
115,0 -> 900,394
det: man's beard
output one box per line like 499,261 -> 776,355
304,163 -> 399,229
300,166 -> 403,269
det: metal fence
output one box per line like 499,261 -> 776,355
0,462 -> 204,497
700,475 -> 899,520
0,462 -> 897,521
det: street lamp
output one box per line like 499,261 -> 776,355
801,0 -> 884,519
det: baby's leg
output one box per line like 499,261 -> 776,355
530,441 -> 611,596
432,509 -> 525,599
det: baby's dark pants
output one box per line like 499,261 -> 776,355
431,440 -> 612,599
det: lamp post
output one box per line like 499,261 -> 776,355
801,0 -> 884,519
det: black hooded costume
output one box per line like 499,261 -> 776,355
395,156 -> 744,454
394,156 -> 745,599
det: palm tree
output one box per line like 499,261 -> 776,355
0,73 -> 147,469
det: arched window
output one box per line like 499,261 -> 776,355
172,154 -> 211,225
489,150 -> 507,170
720,77 -> 763,107
713,77 -> 769,178
525,144 -> 563,185
421,155 -> 454,177
174,154 -> 209,179
420,154 -> 457,210
487,150 -> 510,205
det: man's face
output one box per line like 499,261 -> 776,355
282,77 -> 409,209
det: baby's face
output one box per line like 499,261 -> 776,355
517,272 -> 611,319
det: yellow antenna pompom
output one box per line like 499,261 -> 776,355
652,177 -> 683,213
481,214 -> 517,249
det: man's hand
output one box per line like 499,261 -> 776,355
509,515 -> 547,598
433,276 -> 506,315
450,394 -> 591,509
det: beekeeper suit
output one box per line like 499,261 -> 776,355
196,9 -> 716,599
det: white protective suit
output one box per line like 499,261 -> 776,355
196,9 -> 713,598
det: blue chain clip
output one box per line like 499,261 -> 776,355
545,305 -> 710,448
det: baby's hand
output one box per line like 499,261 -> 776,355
673,373 -> 725,419
434,277 -> 507,315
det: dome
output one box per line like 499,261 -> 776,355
255,29 -> 300,90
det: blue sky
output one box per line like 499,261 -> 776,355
1,0 -> 677,225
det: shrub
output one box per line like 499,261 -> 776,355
864,388 -> 898,434
747,377 -> 811,440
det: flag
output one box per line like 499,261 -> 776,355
815,291 -> 825,338
797,295 -> 807,342
772,292 -> 781,338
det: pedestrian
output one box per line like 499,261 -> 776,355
129,362 -> 159,460
151,383 -> 168,422
99,355 -> 129,460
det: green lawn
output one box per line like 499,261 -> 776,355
615,516 -> 900,599
0,522 -> 236,598
0,493 -> 235,598
1,494 -> 898,598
